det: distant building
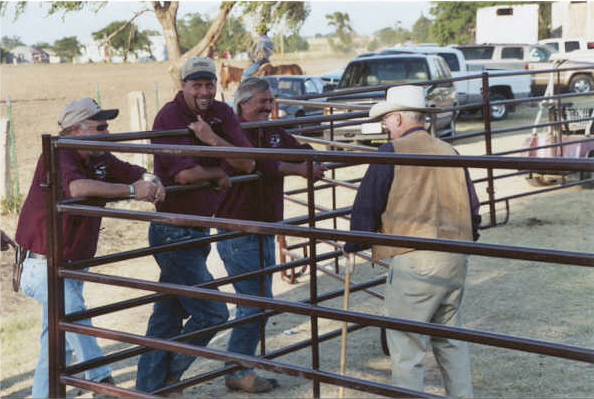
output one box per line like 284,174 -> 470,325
6,46 -> 50,63
42,49 -> 62,64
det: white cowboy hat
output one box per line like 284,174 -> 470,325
369,85 -> 441,120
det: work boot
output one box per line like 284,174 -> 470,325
92,376 -> 115,398
225,371 -> 279,393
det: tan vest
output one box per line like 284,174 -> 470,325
372,130 -> 473,262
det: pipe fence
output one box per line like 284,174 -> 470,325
42,113 -> 593,397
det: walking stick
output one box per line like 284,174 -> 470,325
338,254 -> 355,398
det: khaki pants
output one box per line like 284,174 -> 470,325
385,250 -> 474,398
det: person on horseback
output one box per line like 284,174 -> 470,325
242,24 -> 274,81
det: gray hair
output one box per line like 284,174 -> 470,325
399,110 -> 425,124
234,77 -> 271,116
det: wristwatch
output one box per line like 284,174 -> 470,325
128,184 -> 136,199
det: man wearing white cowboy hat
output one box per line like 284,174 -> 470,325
344,85 -> 480,397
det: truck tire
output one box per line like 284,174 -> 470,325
489,92 -> 508,121
569,74 -> 594,93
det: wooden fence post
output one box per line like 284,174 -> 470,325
128,91 -> 150,169
0,118 -> 12,204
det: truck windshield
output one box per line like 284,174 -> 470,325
338,58 -> 429,88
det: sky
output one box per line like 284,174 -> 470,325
0,1 -> 432,46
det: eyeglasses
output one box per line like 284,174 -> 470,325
94,124 -> 109,132
83,123 -> 109,132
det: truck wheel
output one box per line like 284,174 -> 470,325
489,93 -> 508,121
569,74 -> 594,93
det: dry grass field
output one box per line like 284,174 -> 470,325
1,54 -> 592,398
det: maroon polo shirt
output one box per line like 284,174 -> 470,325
216,121 -> 313,222
15,151 -> 145,261
151,91 -> 253,216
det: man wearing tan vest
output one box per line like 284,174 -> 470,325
344,85 -> 480,398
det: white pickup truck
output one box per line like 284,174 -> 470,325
379,46 -> 532,120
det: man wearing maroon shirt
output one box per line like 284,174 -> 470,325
15,97 -> 165,398
214,77 -> 326,393
135,57 -> 256,394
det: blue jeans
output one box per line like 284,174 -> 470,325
136,223 -> 229,392
216,232 -> 274,375
242,60 -> 268,80
20,258 -> 112,398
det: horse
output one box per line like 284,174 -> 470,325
253,63 -> 304,77
220,62 -> 244,90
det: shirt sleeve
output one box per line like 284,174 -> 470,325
344,143 -> 394,253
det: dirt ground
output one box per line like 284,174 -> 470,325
1,55 -> 592,398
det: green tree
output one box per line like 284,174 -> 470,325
411,13 -> 434,44
217,16 -> 250,55
1,35 -> 25,50
177,12 -> 210,54
93,20 -> 156,61
429,1 -> 492,45
326,11 -> 355,53
0,1 -> 310,85
52,36 -> 82,62
368,23 -> 412,51
537,2 -> 551,40
32,42 -> 53,50
274,33 -> 309,53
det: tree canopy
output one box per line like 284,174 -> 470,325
0,1 -> 310,84
326,11 -> 355,53
92,20 -> 157,61
52,36 -> 82,61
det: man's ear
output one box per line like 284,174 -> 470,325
70,124 -> 84,136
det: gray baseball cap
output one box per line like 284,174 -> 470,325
58,97 -> 119,129
182,57 -> 217,81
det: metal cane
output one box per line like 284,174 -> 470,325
338,254 -> 355,398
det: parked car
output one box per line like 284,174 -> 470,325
264,75 -> 326,119
324,53 -> 458,144
318,69 -> 344,91
376,46 -> 531,120
538,37 -> 594,54
263,75 -> 328,136
452,43 -> 594,94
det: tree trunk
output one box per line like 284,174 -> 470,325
153,1 -> 236,87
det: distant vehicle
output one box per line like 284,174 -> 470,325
325,53 -> 458,144
453,43 -> 594,94
376,46 -> 531,120
538,38 -> 594,54
264,75 -> 326,119
318,69 -> 343,91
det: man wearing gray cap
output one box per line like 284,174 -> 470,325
344,85 -> 480,397
136,57 -> 255,394
14,97 -> 165,398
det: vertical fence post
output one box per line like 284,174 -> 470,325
96,83 -> 102,106
0,118 -> 11,203
44,134 -> 67,398
481,72 -> 497,227
128,91 -> 150,169
1,96 -> 21,210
